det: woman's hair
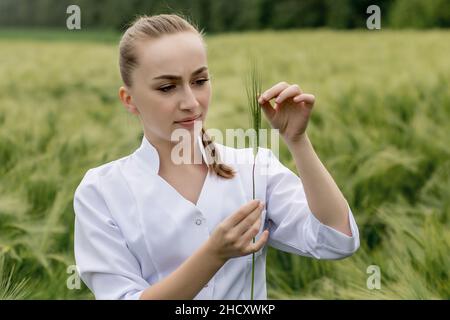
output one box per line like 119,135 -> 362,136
119,14 -> 235,179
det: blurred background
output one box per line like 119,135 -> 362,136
1,0 -> 450,31
0,0 -> 449,299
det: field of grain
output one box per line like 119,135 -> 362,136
0,29 -> 449,299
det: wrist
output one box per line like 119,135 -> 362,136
202,240 -> 227,266
283,132 -> 309,150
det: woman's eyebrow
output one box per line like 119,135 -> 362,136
152,66 -> 208,80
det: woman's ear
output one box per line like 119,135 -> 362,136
119,86 -> 140,115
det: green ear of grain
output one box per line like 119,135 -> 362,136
246,60 -> 262,156
0,256 -> 31,299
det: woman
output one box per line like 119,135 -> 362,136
73,14 -> 360,300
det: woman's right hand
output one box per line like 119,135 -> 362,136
206,199 -> 269,263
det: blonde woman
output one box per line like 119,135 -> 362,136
73,14 -> 360,300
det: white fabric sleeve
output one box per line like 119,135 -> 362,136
263,149 -> 360,260
73,169 -> 149,299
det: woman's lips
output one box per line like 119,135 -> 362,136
174,114 -> 201,124
174,114 -> 201,128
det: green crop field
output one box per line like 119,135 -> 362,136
0,29 -> 449,299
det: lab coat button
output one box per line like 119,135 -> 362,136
195,218 -> 202,225
204,283 -> 208,288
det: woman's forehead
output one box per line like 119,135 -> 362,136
136,33 -> 207,75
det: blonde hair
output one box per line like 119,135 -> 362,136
119,14 -> 235,179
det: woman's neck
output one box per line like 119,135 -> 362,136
144,132 -> 205,171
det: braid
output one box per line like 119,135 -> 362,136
201,128 -> 235,179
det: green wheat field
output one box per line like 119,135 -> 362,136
0,29 -> 449,299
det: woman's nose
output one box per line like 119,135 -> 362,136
179,85 -> 200,110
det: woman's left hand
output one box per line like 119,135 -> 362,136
258,82 -> 315,144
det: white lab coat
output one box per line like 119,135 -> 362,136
73,135 -> 360,300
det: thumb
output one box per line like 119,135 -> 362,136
259,100 -> 275,120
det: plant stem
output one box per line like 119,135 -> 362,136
246,59 -> 262,300
251,156 -> 256,300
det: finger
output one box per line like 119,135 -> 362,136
274,84 -> 302,105
293,93 -> 315,106
241,213 -> 263,244
245,230 -> 270,255
224,199 -> 261,228
254,230 -> 270,251
235,202 -> 264,236
259,100 -> 276,120
258,82 -> 290,104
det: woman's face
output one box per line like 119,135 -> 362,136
120,31 -> 211,144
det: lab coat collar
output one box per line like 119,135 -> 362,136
133,134 -> 208,174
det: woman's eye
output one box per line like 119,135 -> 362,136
196,78 -> 209,85
158,79 -> 209,93
158,85 -> 175,92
